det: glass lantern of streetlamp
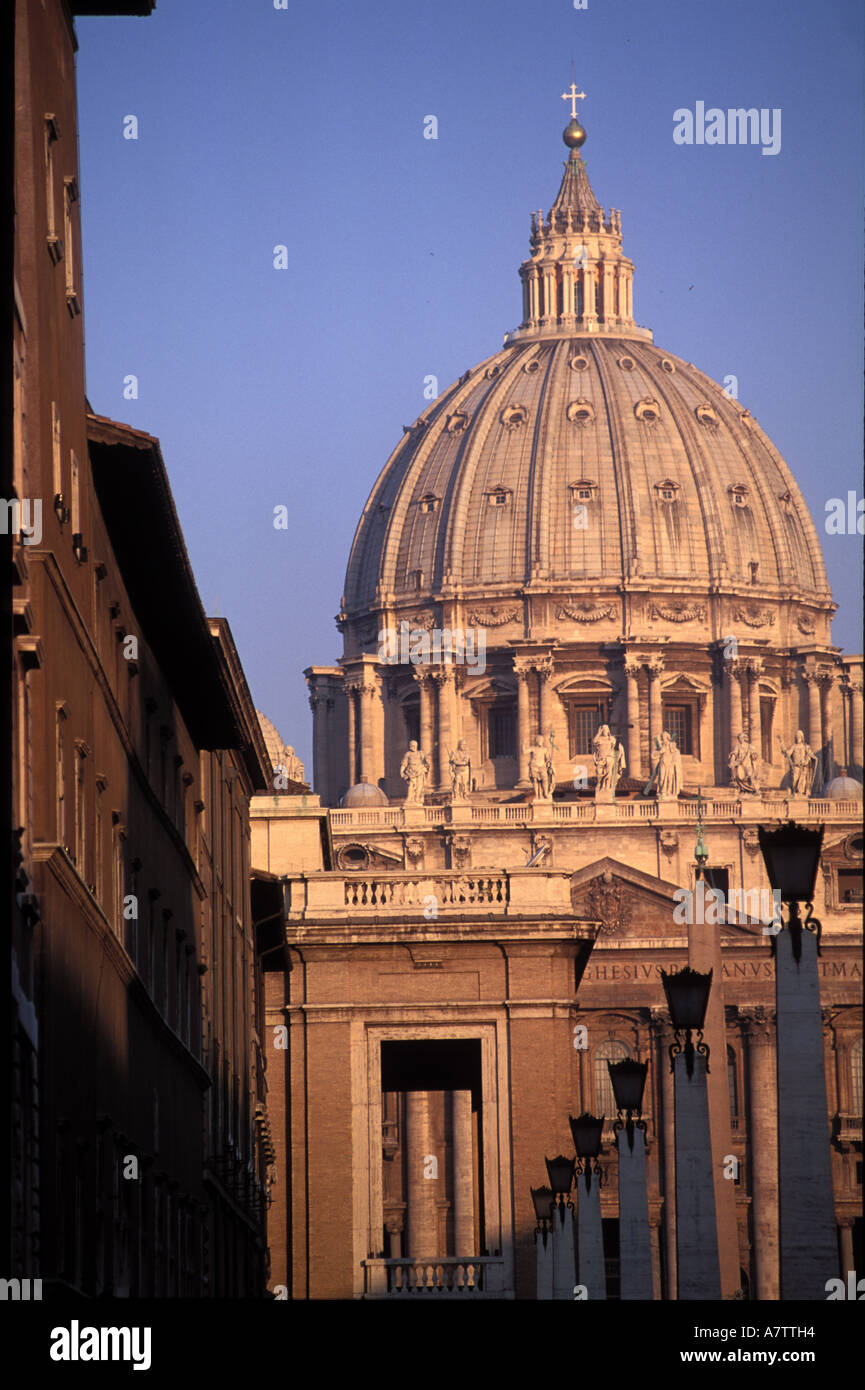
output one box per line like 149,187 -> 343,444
545,1154 -> 576,1198
758,823 -> 824,904
568,1112 -> 605,1158
661,966 -> 713,1032
608,1058 -> 648,1115
530,1185 -> 555,1225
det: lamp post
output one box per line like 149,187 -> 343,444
661,966 -> 721,1299
545,1154 -> 577,1300
531,1185 -> 555,1300
758,822 -> 838,1299
609,1059 -> 654,1300
569,1112 -> 606,1299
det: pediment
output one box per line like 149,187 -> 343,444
570,857 -> 762,941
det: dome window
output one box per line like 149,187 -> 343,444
729,484 -> 750,508
618,355 -> 636,371
523,357 -> 540,374
696,403 -> 719,430
778,490 -> 794,513
569,353 -> 590,372
661,358 -> 676,374
566,398 -> 595,427
418,494 -> 439,515
486,363 -> 503,380
486,485 -> 512,509
654,479 -> 680,504
410,569 -> 425,590
569,479 -> 597,503
635,397 -> 661,423
500,403 -> 529,431
446,411 -> 469,434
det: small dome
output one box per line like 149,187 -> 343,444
824,774 -> 863,800
256,710 -> 285,771
340,778 -> 389,808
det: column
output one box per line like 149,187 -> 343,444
358,676 -> 380,785
820,670 -> 835,779
840,1224 -> 855,1280
775,926 -> 839,1298
647,658 -> 664,749
803,668 -> 822,756
542,269 -> 555,323
576,1165 -> 606,1299
616,264 -> 626,321
535,1228 -> 553,1300
582,263 -> 597,326
742,1009 -> 779,1300
562,264 -> 575,319
345,683 -> 357,787
847,678 -> 863,772
405,1092 -> 439,1259
451,1091 -> 474,1256
673,1051 -> 722,1300
528,268 -> 539,323
746,661 -> 762,745
552,1203 -> 576,1300
624,661 -> 642,778
727,661 -> 743,745
515,661 -> 531,787
537,656 -> 554,740
414,669 -> 434,766
616,1124 -> 654,1300
308,688 -> 330,801
652,1014 -> 677,1298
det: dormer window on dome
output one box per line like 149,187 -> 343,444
487,485 -> 512,508
569,479 -> 598,503
501,404 -> 529,431
654,479 -> 680,503
696,403 -> 719,430
567,398 -> 595,426
418,494 -> 440,515
729,484 -> 750,508
635,398 -> 661,424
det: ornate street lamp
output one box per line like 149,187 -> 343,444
758,822 -> 824,960
545,1154 -> 576,1207
530,1185 -> 555,1238
568,1112 -> 606,1298
608,1058 -> 648,1150
568,1112 -> 604,1186
661,966 -> 712,1076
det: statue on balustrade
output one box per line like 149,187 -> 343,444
593,724 -> 626,800
449,740 -> 471,799
729,731 -> 760,793
778,729 -> 817,796
528,734 -> 555,799
653,730 -> 682,800
400,741 -> 429,803
274,744 -> 305,789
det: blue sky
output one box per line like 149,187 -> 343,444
75,0 -> 864,769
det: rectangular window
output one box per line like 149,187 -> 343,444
568,702 -> 608,757
663,703 -> 693,756
44,115 -> 62,261
63,178 -> 80,314
488,703 -> 515,758
70,450 -> 80,535
74,743 -> 86,872
56,707 -> 67,846
51,402 -> 63,502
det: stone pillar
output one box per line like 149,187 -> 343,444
653,1014 -> 677,1298
576,1167 -> 606,1299
616,1124 -> 654,1300
803,669 -> 822,758
819,670 -> 835,779
345,683 -> 358,787
515,661 -> 531,787
745,660 -> 762,745
451,1090 -> 474,1256
673,1051 -> 722,1300
309,689 -> 330,800
624,661 -> 642,778
528,268 -> 539,323
405,1092 -> 439,1259
434,669 -> 454,792
562,265 -> 575,319
535,1230 -> 553,1300
775,925 -> 839,1298
840,1223 -> 855,1278
358,676 -> 380,786
415,669 -> 434,768
542,269 -> 555,323
647,659 -> 664,749
552,1203 -> 576,1300
582,263 -> 597,327
537,656 -> 554,740
847,678 -> 863,772
742,1009 -> 779,1300
727,661 -> 743,746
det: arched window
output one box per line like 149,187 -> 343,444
727,1045 -> 739,1120
851,1038 -> 863,1116
594,1039 -> 631,1119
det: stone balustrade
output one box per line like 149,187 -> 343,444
362,1256 -> 507,1297
285,868 -> 576,919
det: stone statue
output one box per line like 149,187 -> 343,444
654,731 -> 682,800
399,740 -> 429,803
778,729 -> 817,796
593,724 -> 626,799
729,731 -> 760,793
528,734 -> 554,799
449,740 -> 471,799
283,745 -> 305,784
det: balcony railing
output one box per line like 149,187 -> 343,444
328,798 -> 860,832
285,869 -> 579,920
362,1257 -> 508,1298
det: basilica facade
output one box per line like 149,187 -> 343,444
254,109 -> 863,1300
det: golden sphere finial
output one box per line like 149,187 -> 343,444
563,116 -> 586,149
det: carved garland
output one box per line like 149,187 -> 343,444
466,606 -> 520,627
649,601 -> 705,623
556,600 -> 615,623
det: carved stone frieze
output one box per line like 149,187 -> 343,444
466,605 -> 519,627
556,599 -> 614,622
733,604 -> 775,629
649,600 -> 705,623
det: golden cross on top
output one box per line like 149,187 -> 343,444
561,82 -> 586,120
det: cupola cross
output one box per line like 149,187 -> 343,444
561,83 -> 586,120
